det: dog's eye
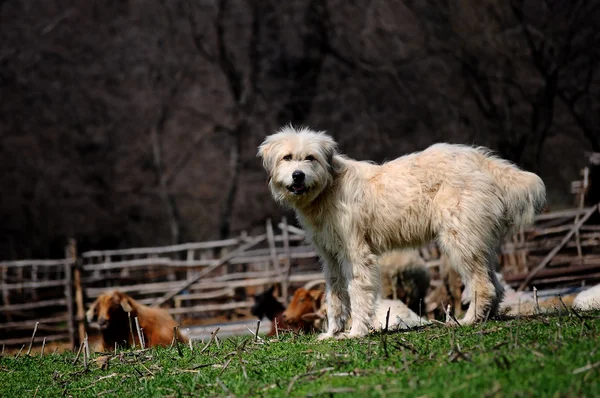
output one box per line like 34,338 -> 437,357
282,154 -> 292,161
305,155 -> 315,161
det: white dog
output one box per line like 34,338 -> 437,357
258,125 -> 545,339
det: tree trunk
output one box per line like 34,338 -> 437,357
218,126 -> 243,240
151,128 -> 182,245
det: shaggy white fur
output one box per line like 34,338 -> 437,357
573,284 -> 600,310
374,299 -> 429,330
258,125 -> 546,339
304,297 -> 429,332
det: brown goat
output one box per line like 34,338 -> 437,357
282,287 -> 325,333
86,290 -> 187,351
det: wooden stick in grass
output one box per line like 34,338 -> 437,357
128,312 -> 136,349
380,331 -> 389,358
533,287 -> 540,313
72,342 -> 84,365
1,344 -> 4,357
237,350 -> 248,380
84,333 -> 90,359
26,321 -> 39,356
275,318 -> 279,339
567,301 -> 590,329
15,344 -> 25,359
140,328 -> 146,349
444,303 -> 451,324
215,377 -> 233,397
170,326 -> 177,349
385,307 -> 391,332
135,317 -> 144,349
83,341 -> 88,371
40,337 -> 47,357
200,327 -> 220,354
442,302 -> 461,327
254,320 -> 260,342
172,326 -> 183,357
218,358 -> 233,377
245,326 -> 259,339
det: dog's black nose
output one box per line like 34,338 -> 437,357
292,170 -> 305,183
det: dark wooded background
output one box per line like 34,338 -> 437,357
1,0 -> 599,259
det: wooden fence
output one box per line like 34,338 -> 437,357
0,257 -> 75,346
2,205 -> 600,348
500,205 -> 600,289
0,218 -> 324,348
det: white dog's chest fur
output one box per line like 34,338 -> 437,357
297,212 -> 348,258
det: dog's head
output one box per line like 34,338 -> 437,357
257,125 -> 338,207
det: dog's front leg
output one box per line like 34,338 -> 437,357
344,253 -> 380,339
317,252 -> 350,341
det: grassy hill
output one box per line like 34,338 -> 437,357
1,310 -> 599,397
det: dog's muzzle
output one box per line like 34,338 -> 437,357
288,170 -> 308,195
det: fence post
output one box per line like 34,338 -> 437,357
266,218 -> 283,300
67,238 -> 86,347
64,242 -> 76,350
280,217 -> 292,304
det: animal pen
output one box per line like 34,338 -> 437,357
2,155 -> 600,349
0,218 -> 325,348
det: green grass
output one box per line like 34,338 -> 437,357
2,311 -> 599,398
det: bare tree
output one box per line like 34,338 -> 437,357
402,0 -> 600,172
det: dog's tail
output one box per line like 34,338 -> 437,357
483,154 -> 546,232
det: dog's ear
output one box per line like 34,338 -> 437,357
257,137 -> 279,173
316,133 -> 338,172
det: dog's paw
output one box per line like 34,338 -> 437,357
334,332 -> 351,340
317,332 -> 335,341
444,320 -> 462,328
335,331 -> 366,340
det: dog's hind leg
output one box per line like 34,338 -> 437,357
487,254 -> 505,317
317,251 -> 350,340
437,229 -> 503,326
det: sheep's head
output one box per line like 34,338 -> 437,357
86,290 -> 134,330
282,288 -> 324,328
